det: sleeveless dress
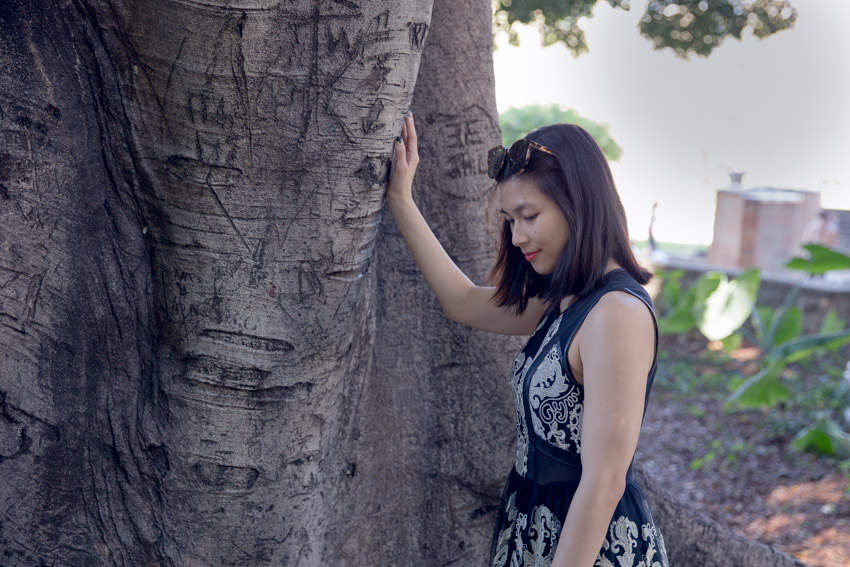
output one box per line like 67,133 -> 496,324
489,269 -> 669,567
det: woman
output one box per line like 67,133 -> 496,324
386,114 -> 669,567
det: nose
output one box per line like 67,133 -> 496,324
511,223 -> 529,248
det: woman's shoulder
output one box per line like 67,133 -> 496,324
600,269 -> 654,309
575,288 -> 655,375
582,288 -> 654,339
593,288 -> 651,316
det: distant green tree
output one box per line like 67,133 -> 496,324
494,0 -> 797,58
499,104 -> 623,160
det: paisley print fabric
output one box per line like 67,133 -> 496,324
594,515 -> 667,567
512,353 -> 533,475
513,314 -> 564,474
538,312 -> 562,347
528,344 -> 583,453
489,269 -> 669,567
493,491 -> 562,567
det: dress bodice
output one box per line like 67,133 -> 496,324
491,269 -> 668,567
510,269 -> 658,482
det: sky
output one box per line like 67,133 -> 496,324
492,0 -> 850,245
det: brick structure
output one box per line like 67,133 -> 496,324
708,176 -> 821,272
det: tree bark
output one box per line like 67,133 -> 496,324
0,1 -> 812,566
363,0 -> 519,563
1,3 -> 162,564
1,1 -> 432,564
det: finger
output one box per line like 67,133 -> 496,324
392,135 -> 407,171
406,114 -> 418,158
402,114 -> 410,143
401,119 -> 410,155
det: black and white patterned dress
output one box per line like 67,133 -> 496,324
489,269 -> 669,567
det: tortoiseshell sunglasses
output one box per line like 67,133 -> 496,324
487,138 -> 555,180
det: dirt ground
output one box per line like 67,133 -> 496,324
636,334 -> 850,567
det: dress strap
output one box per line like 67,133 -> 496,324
558,270 -> 657,360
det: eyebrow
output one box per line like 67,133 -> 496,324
500,203 -> 535,215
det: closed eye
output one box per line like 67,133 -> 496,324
523,214 -> 538,222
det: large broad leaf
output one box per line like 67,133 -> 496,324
786,244 -> 850,275
687,271 -> 720,336
751,305 -> 773,345
762,283 -> 801,351
791,416 -> 850,458
792,426 -> 838,456
658,283 -> 697,335
720,332 -> 743,353
691,272 -> 723,307
768,329 -> 850,365
809,310 -> 847,357
659,268 -> 685,312
658,306 -> 697,335
697,269 -> 760,342
727,363 -> 789,409
819,309 -> 845,334
771,306 -> 803,349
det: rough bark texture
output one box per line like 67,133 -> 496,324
0,0 -> 811,566
1,3 -> 161,565
1,1 -> 432,564
367,0 -> 520,563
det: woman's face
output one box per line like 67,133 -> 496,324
499,176 -> 569,275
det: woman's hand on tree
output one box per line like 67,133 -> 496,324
387,113 -> 419,205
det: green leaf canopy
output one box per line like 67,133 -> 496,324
494,0 -> 798,58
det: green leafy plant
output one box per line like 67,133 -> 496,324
689,450 -> 716,471
656,268 -> 695,334
498,105 -> 622,161
689,439 -> 722,471
656,268 -> 759,341
728,247 -> 850,409
791,413 -> 850,458
786,244 -> 850,275
656,245 -> 850,460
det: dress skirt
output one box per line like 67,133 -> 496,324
490,468 -> 667,567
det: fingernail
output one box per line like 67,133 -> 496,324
408,110 -> 413,118
396,136 -> 403,144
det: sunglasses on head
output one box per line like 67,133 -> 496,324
487,138 -> 555,180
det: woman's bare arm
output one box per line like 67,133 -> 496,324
386,114 -> 546,335
551,291 -> 655,567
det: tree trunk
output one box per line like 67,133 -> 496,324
364,0 -> 519,563
1,1 -> 432,564
0,1 -> 810,566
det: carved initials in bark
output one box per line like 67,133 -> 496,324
1,1 -> 431,565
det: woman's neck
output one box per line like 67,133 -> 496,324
604,259 -> 622,274
557,260 -> 623,313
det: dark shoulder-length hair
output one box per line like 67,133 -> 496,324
489,123 -> 652,313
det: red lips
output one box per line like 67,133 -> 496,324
524,252 -> 539,262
